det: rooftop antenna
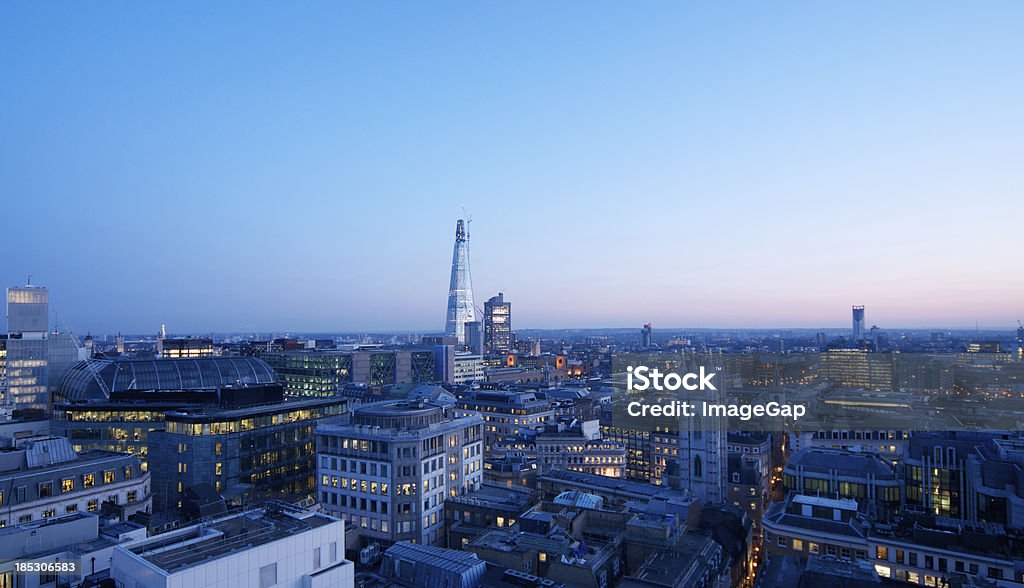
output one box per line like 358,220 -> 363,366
26,274 -> 32,286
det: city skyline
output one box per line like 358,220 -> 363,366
4,2 -> 1023,333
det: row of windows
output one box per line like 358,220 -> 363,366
1,467 -> 135,506
769,532 -> 1013,581
875,546 -> 1009,580
320,456 -> 390,477
10,491 -> 141,524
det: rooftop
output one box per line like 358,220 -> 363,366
787,447 -> 897,479
383,542 -> 486,579
540,469 -> 695,503
57,356 -> 278,402
125,509 -> 337,574
448,481 -> 534,510
0,436 -> 136,474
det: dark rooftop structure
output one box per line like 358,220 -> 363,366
786,447 -> 896,479
380,541 -> 487,588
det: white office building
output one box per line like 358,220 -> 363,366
110,507 -> 353,588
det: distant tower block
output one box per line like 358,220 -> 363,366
444,219 -> 476,347
852,305 -> 865,341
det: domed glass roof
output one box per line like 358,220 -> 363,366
56,356 -> 278,402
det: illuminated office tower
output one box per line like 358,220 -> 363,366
483,292 -> 511,355
6,285 -> 49,410
444,219 -> 476,347
852,305 -> 866,341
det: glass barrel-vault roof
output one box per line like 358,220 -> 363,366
56,356 -> 279,402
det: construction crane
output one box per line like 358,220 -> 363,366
55,314 -> 111,398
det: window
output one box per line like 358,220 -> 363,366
809,543 -> 820,555
66,503 -> 78,513
259,564 -> 277,588
83,473 -> 95,488
124,466 -> 133,479
104,470 -> 115,484
777,536 -> 787,547
39,482 -> 53,497
43,509 -> 56,518
88,499 -> 99,512
313,547 -> 321,569
876,546 -> 889,561
127,491 -> 138,503
62,478 -> 75,493
792,539 -> 803,551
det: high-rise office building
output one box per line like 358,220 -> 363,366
852,305 -> 865,341
6,285 -> 49,410
483,293 -> 511,355
640,323 -> 653,349
444,219 -> 476,347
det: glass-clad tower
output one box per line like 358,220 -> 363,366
852,305 -> 866,341
6,285 -> 49,410
444,219 -> 476,346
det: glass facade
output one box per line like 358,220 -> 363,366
56,356 -> 278,401
6,286 -> 49,410
6,337 -> 48,409
261,352 -> 353,397
149,399 -> 346,511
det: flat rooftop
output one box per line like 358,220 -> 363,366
128,510 -> 337,573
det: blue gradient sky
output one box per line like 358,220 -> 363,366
2,2 -> 1022,333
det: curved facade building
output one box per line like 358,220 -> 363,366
56,356 -> 278,402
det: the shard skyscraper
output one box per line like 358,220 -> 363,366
445,219 -> 476,346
